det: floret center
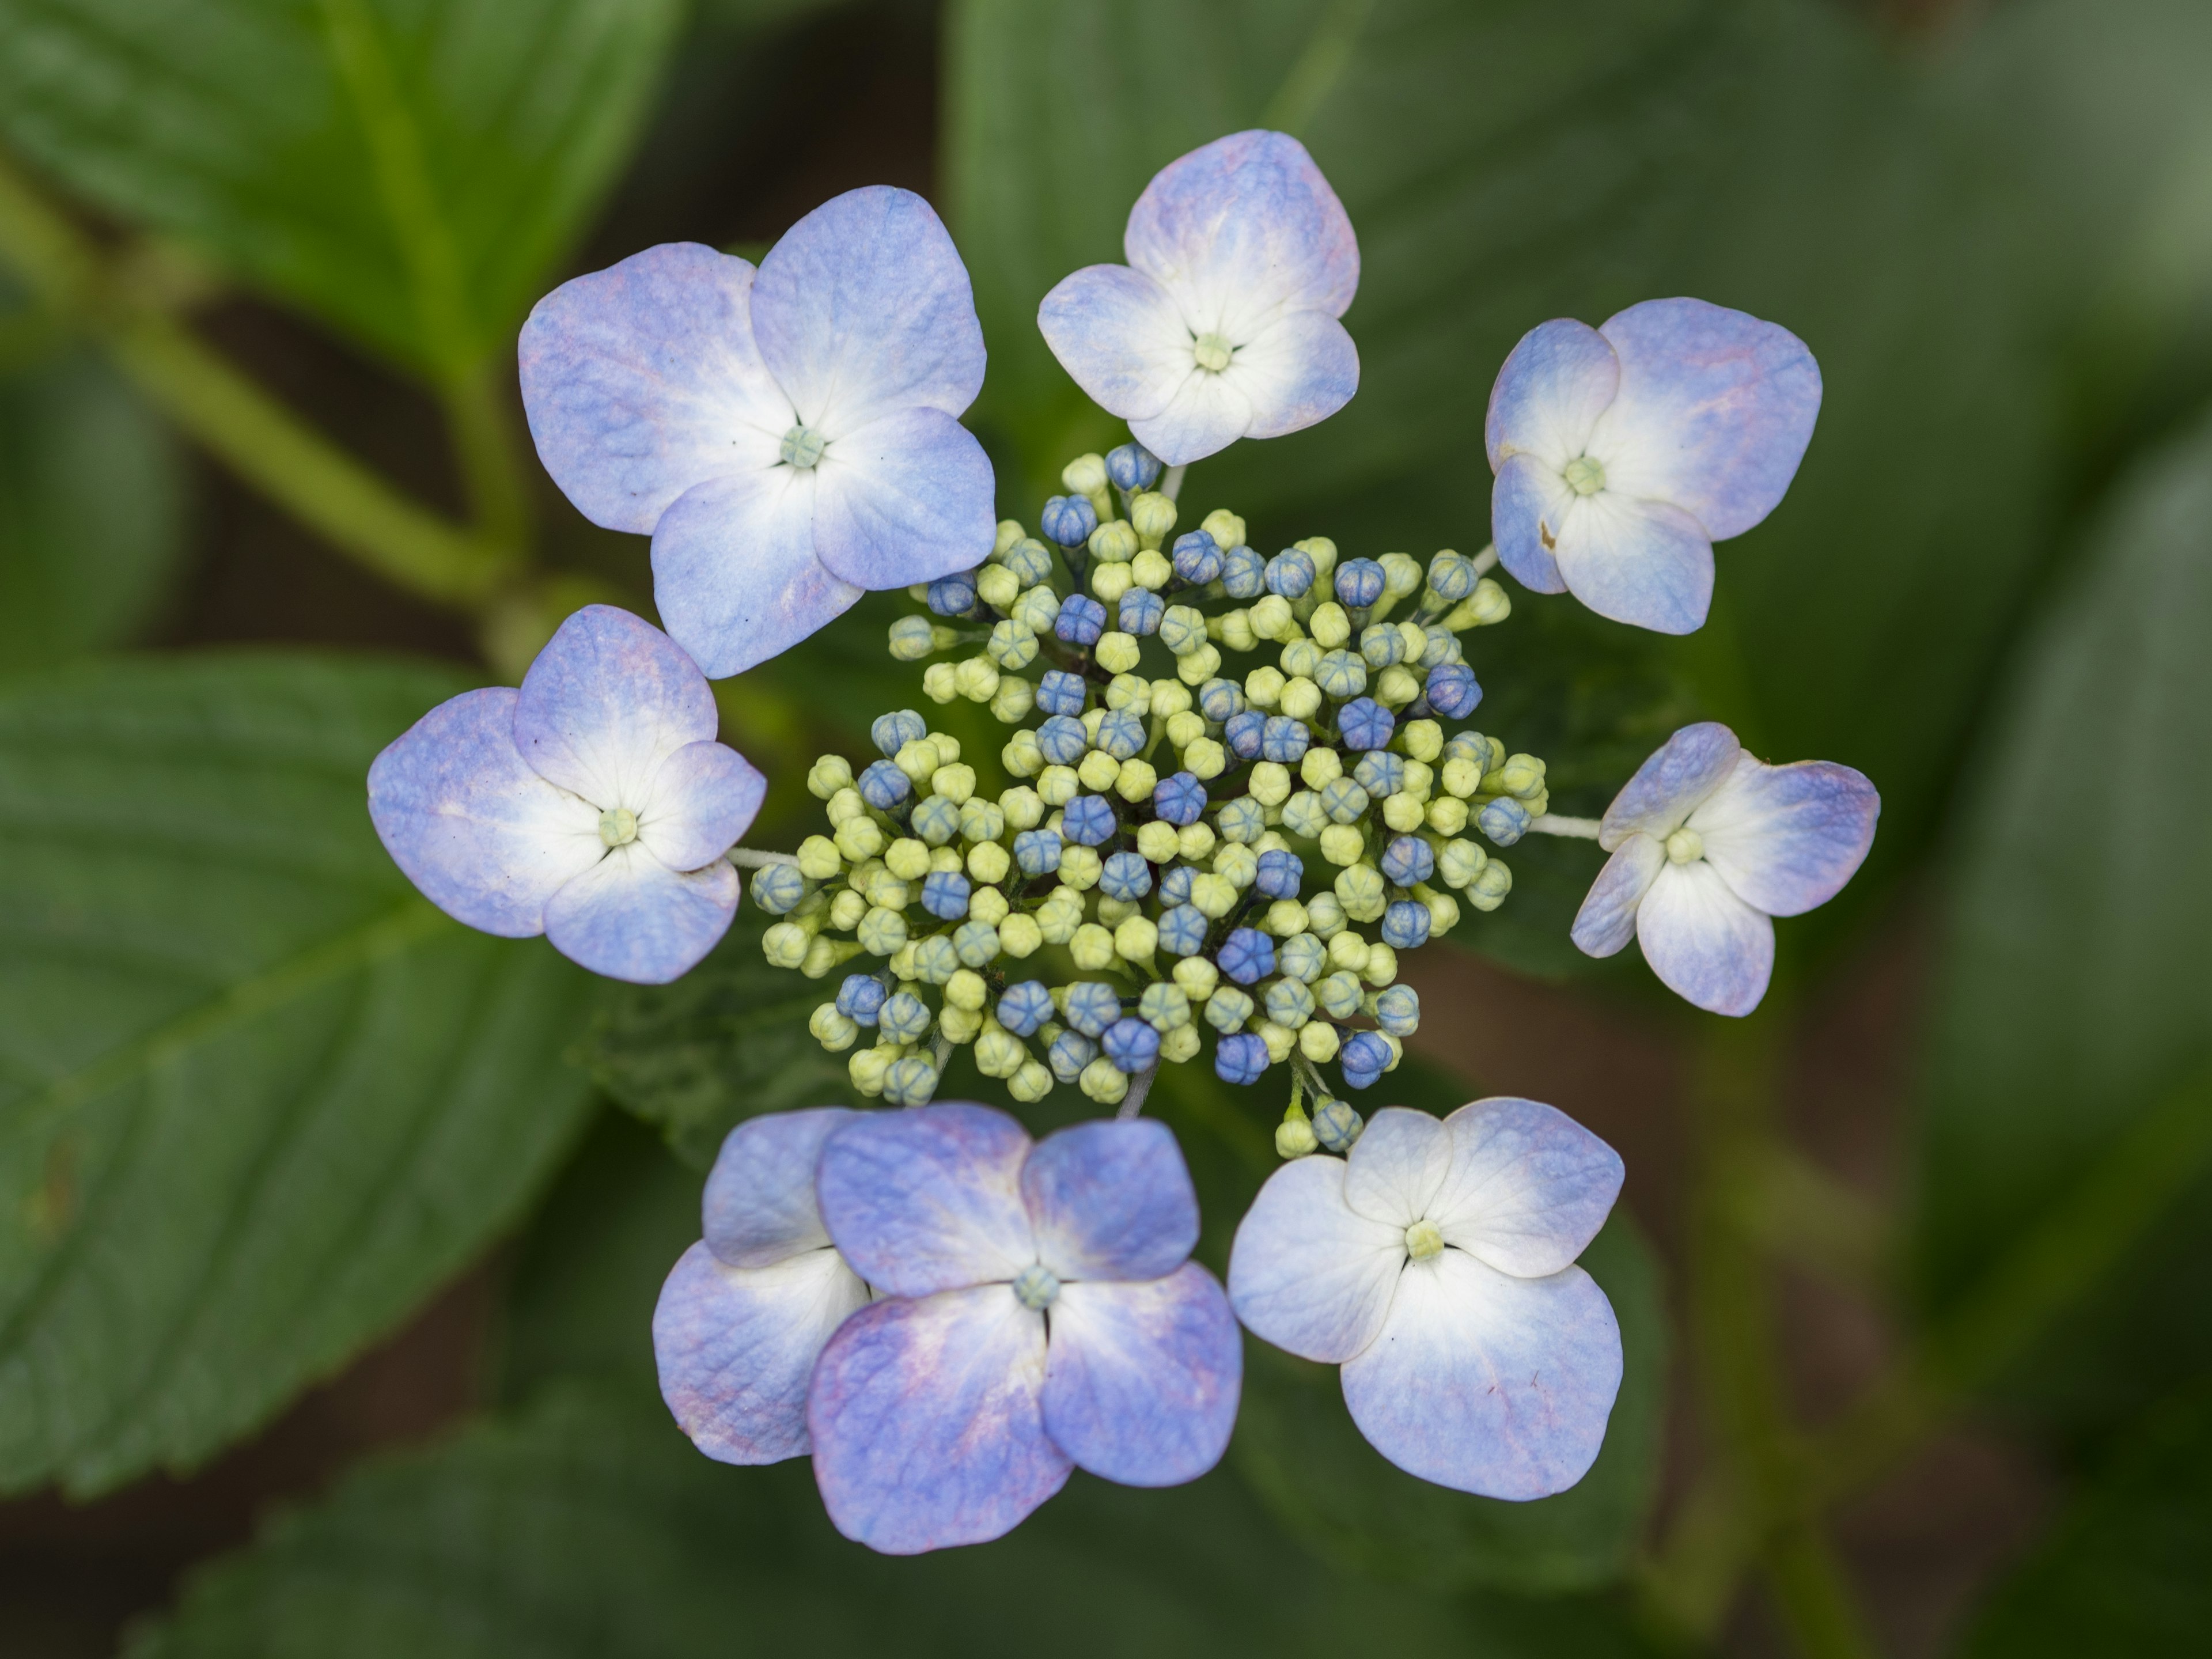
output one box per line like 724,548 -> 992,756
1012,1263 -> 1062,1310
1192,332 -> 1234,373
779,425 -> 828,469
1665,827 -> 1705,864
599,807 -> 639,848
1563,454 -> 1607,496
1404,1218 -> 1445,1261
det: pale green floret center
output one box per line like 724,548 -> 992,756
599,807 -> 639,849
1665,827 -> 1705,865
1563,454 -> 1607,496
779,425 -> 828,468
1404,1218 -> 1445,1261
1012,1263 -> 1062,1310
1192,332 -> 1234,373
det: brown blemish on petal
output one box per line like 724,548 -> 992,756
1539,520 -> 1556,551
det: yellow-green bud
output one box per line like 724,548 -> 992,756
976,1024 -> 1026,1078
1401,760 -> 1433,801
1422,887 -> 1461,935
1000,786 -> 1044,829
1265,898 -> 1310,937
1219,609 -> 1259,652
1131,548 -> 1173,590
930,844 -> 964,875
1442,577 -> 1511,630
999,912 -> 1044,957
1160,1025 -> 1202,1064
1183,737 -> 1227,779
863,866 -> 910,911
1300,747 -> 1343,790
1009,1058 -> 1054,1101
976,564 -> 1020,610
801,935 -> 851,978
1173,956 -> 1221,1001
944,968 -> 987,1013
808,755 -> 855,799
797,835 -> 843,879
920,663 -> 957,703
1245,665 -> 1286,709
1190,872 -> 1238,918
1382,791 -> 1426,832
1098,895 -> 1138,926
1399,719 -> 1442,763
1059,844 -> 1102,889
1138,982 -> 1191,1031
924,764 -> 972,806
1249,761 -> 1293,806
1081,1057 -> 1131,1104
810,1004 -> 860,1051
1130,491 -> 1177,547
1135,822 -> 1180,863
1115,915 -> 1158,963
1375,665 -> 1422,706
1363,944 -> 1400,986
1177,821 -> 1218,861
1306,891 -> 1347,939
1002,729 -> 1045,779
1468,859 -> 1512,911
1092,562 -> 1135,604
849,1045 -> 898,1096
1378,551 -> 1423,598
1033,896 -> 1081,945
834,817 -> 886,861
1094,631 -> 1142,674
1299,1020 -> 1341,1062
969,887 -> 1010,929
1328,931 -> 1371,973
955,656 -> 1001,701
1176,643 -> 1223,686
1038,764 -> 1080,806
1309,603 -> 1351,648
968,843 -> 1012,886
857,906 -> 908,956
1076,749 -> 1120,793
1280,677 -> 1323,721
1490,754 -> 1547,799
1276,1115 -> 1320,1158
1255,1020 -> 1296,1062
1336,863 -> 1387,922
1200,508 -> 1246,550
1116,759 -> 1158,803
1165,710 -> 1208,750
763,922 -> 810,969
1063,452 -> 1108,497
891,739 -> 934,785
1250,594 -> 1296,639
1012,585 -> 1060,632
940,1005 -> 983,1044
1089,518 -> 1138,563
1102,674 -> 1149,712
829,889 -> 867,930
993,518 -> 1025,557
1319,824 -> 1365,866
990,676 -> 1035,724
884,838 -> 931,881
1427,796 -> 1469,835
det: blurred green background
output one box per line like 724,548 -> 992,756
2,0 -> 2210,1655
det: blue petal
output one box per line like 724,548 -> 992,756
1431,1099 -> 1624,1279
1590,297 -> 1822,541
703,1107 -> 859,1268
1021,1119 -> 1198,1283
813,406 -> 997,589
1484,317 -> 1620,473
752,186 -> 986,435
1340,1251 -> 1622,1500
1597,722 -> 1742,849
541,842 -> 738,983
1551,488 -> 1714,635
808,1287 -> 1070,1554
1490,453 -> 1569,594
651,467 -> 863,678
1570,834 -> 1665,958
1687,756 -> 1880,919
1037,263 -> 1194,423
635,739 -> 766,873
1228,308 -> 1359,442
817,1103 -> 1036,1296
367,687 -> 601,938
513,605 -> 721,808
653,1239 -> 868,1465
518,243 -> 790,535
1635,859 -> 1774,1017
1041,1264 -> 1241,1487
1226,1155 -> 1404,1364
1128,370 -> 1257,471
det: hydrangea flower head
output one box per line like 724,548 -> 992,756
1228,1099 -> 1624,1497
1038,131 -> 1359,467
1570,721 -> 1879,1016
520,188 -> 995,676
368,604 -> 763,983
808,1105 -> 1241,1554
652,1108 -> 870,1463
1486,298 -> 1821,634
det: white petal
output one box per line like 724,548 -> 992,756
811,406 -> 997,590
1551,488 -> 1715,635
1570,833 -> 1665,957
1687,753 -> 1880,919
1431,1099 -> 1624,1279
634,740 -> 766,874
1597,722 -> 1743,849
1036,263 -> 1196,423
1636,859 -> 1775,1017
542,842 -> 738,984
513,605 -> 720,811
1485,317 -> 1622,474
1226,1155 -> 1404,1363
1341,1107 -> 1452,1228
1128,369 -> 1253,469
1219,308 -> 1358,442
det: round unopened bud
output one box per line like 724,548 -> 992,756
834,817 -> 887,861
1135,821 -> 1180,863
976,564 -> 1021,611
989,676 -> 1035,725
1468,860 -> 1512,911
1382,791 -> 1427,833
976,1027 -> 1027,1078
884,838 -> 931,881
1300,747 -> 1344,790
762,922 -> 810,969
1094,631 -> 1142,675
1275,1115 -> 1320,1159
1089,519 -> 1138,563
1309,603 -> 1351,649
888,616 -> 944,660
1160,1025 -> 1202,1064
940,1005 -> 984,1044
1200,508 -> 1246,549
969,887 -> 1010,928
1177,821 -> 1218,861
921,663 -> 957,703
1173,956 -> 1221,1001
796,835 -> 843,880
1244,666 -> 1286,710
828,890 -> 866,930
1130,491 -> 1177,546
808,755 -> 855,799
1374,665 -> 1422,707
1080,1056 -> 1131,1105
1317,824 -> 1364,867
999,912 -> 1043,957
1250,594 -> 1295,639
1062,452 -> 1109,496
1115,759 -> 1158,803
1427,796 -> 1469,835
1092,562 -> 1135,604
1298,1020 -> 1341,1062
1114,915 -> 1158,963
1131,548 -> 1173,590
1279,677 -> 1323,721
1183,737 -> 1226,779
1059,844 -> 1102,889
810,1005 -> 859,1050
1313,1099 -> 1363,1153
1362,943 -> 1400,987
1009,1058 -> 1054,1101
1175,643 -> 1222,686
1254,1020 -> 1297,1062
848,1045 -> 898,1096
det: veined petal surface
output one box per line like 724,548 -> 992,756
651,466 -> 862,679
1551,488 -> 1715,635
1598,722 -> 1742,849
1570,833 -> 1666,957
634,738 -> 764,874
541,842 -> 737,984
1635,857 -> 1775,1017
1223,308 -> 1359,441
817,1103 -> 1036,1296
1341,1107 -> 1453,1228
1690,754 -> 1880,918
1432,1100 -> 1623,1279
1227,1155 -> 1404,1363
514,605 -> 719,809
703,1107 -> 859,1268
1490,452 -> 1571,594
1486,317 -> 1621,473
811,406 -> 996,589
1022,1119 -> 1197,1284
1042,1266 -> 1240,1487
1037,263 -> 1194,422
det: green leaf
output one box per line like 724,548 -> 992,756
0,652 -> 600,1495
0,346 -> 185,670
1914,408 -> 2212,1433
130,1382 -> 1668,1659
0,0 -> 685,373
1958,1385 -> 2212,1657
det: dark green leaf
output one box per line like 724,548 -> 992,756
0,0 -> 684,373
0,653 -> 599,1495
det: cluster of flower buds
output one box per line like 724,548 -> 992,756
752,442 -> 1554,1142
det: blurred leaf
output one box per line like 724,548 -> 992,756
1958,1385 -> 2212,1657
1914,409 -> 2212,1435
0,653 -> 599,1495
0,0 -> 685,373
0,346 -> 185,670
130,1380 -> 1667,1659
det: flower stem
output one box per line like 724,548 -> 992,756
728,848 -> 802,869
1159,463 -> 1187,503
1115,1062 -> 1160,1120
1528,813 -> 1603,839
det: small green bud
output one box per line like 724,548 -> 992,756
1138,982 -> 1191,1031
848,1044 -> 899,1097
1012,584 -> 1062,632
882,1055 -> 941,1107
1298,1019 -> 1341,1063
976,564 -> 1021,611
993,519 -> 1026,558
1335,863 -> 1387,922
1002,729 -> 1046,778
1080,1057 -> 1131,1105
810,1004 -> 859,1051
1009,1058 -> 1054,1101
1276,1115 -> 1320,1158
1305,891 -> 1347,938
808,754 -> 855,799
1205,986 -> 1255,1033
1468,859 -> 1513,911
1095,631 -> 1143,674
976,1025 -> 1027,1078
762,922 -> 810,969
857,906 -> 908,955
1089,519 -> 1138,562
1200,508 -> 1246,549
1062,452 -> 1109,497
1129,491 -> 1177,547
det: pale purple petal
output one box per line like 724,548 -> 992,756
1341,1107 -> 1453,1229
650,467 -> 863,679
1432,1099 -> 1624,1279
514,605 -> 719,809
1340,1251 -> 1622,1500
1635,858 -> 1775,1017
1226,1155 -> 1404,1364
1589,297 -> 1822,541
542,843 -> 738,984
635,740 -> 765,873
1224,308 -> 1359,441
1128,371 -> 1253,470
817,1103 -> 1036,1296
1021,1119 -> 1196,1284
808,1286 -> 1070,1554
1551,489 -> 1715,635
751,186 -> 986,436
1490,452 -> 1570,594
703,1107 -> 860,1268
518,243 -> 790,535
1485,318 -> 1621,474
812,406 -> 996,589
653,1240 -> 868,1464
1598,722 -> 1743,849
1042,1265 -> 1240,1486
1037,263 -> 1195,422
367,687 -> 602,937
1688,755 -> 1880,919
1570,834 -> 1666,957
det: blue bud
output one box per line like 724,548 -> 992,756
1221,544 -> 1266,599
1055,593 -> 1107,646
1158,903 -> 1209,956
1340,1030 -> 1393,1089
1217,796 -> 1267,844
880,991 -> 932,1044
1049,1029 -> 1099,1083
997,980 -> 1054,1037
858,759 -> 912,809
1196,678 -> 1246,722
1063,794 -> 1118,846
749,862 -> 808,914
1158,865 -> 1196,906
927,571 -> 978,616
1358,622 -> 1405,667
1319,777 -> 1369,823
1217,927 -> 1276,985
921,869 -> 971,919
1427,550 -> 1477,601
1479,797 -> 1532,846
1260,715 -> 1311,764
1041,494 -> 1099,548
1313,1097 -> 1365,1152
1381,899 -> 1433,949
1036,714 -> 1089,766
1103,1016 -> 1162,1073
1374,984 -> 1421,1037
1152,771 -> 1207,827
1094,708 -> 1146,760
1352,750 -> 1406,797
1264,548 -> 1315,598
1100,850 -> 1153,902
870,710 -> 927,757
1335,558 -> 1386,609
1314,650 -> 1367,700
1119,588 -> 1165,635
1014,828 -> 1063,874
1224,709 -> 1266,760
911,794 -> 961,845
1063,981 -> 1122,1038
1171,529 -> 1224,584
1254,847 -> 1305,899
1426,662 -> 1482,718
836,974 -> 887,1023
1106,441 -> 1161,492
1036,670 -> 1087,717
1380,835 -> 1434,887
1214,1032 -> 1270,1085
1338,697 -> 1395,752
1003,538 -> 1055,586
